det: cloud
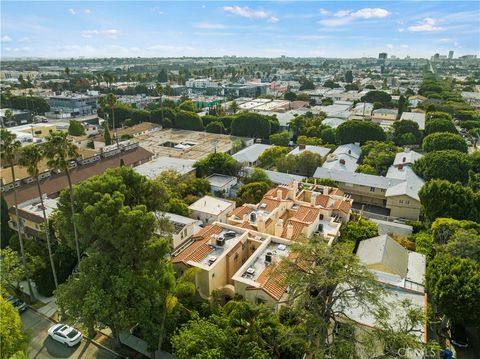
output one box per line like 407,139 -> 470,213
146,44 -> 194,52
81,29 -> 120,39
401,44 -> 409,48
68,9 -> 76,15
319,9 -> 330,15
223,5 -> 278,22
4,46 -> 31,52
386,44 -> 394,49
194,22 -> 226,29
400,18 -> 444,32
1,35 -> 12,43
151,7 -> 164,15
18,37 -> 31,43
84,9 -> 91,14
319,7 -> 390,27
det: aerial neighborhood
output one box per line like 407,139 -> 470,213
1,2 -> 480,359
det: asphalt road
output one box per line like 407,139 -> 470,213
21,309 -> 118,359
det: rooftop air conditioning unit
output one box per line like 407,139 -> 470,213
208,256 -> 218,264
259,203 -> 267,209
265,252 -> 273,264
246,267 -> 255,275
216,236 -> 225,246
277,244 -> 287,251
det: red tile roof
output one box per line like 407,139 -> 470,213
172,224 -> 223,264
255,265 -> 287,301
265,186 -> 289,200
231,206 -> 253,218
333,199 -> 351,214
258,197 -> 281,212
281,220 -> 306,241
315,194 -> 330,207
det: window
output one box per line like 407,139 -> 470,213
370,187 -> 375,192
405,200 -> 410,204
399,199 -> 404,204
381,189 -> 386,193
211,273 -> 215,278
256,297 -> 266,305
234,253 -> 239,261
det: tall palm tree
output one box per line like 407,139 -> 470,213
45,132 -> 81,264
19,145 -> 58,289
106,93 -> 118,146
0,129 -> 35,301
155,83 -> 164,125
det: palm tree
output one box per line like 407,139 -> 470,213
106,93 -> 119,146
19,145 -> 58,289
0,129 -> 35,301
155,83 -> 164,125
45,132 -> 81,264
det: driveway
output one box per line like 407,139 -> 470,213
21,309 -> 118,359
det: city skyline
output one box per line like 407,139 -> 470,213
1,1 -> 479,59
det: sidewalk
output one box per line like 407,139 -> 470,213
19,279 -> 59,317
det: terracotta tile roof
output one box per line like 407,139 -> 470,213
258,197 -> 281,212
265,186 -> 289,200
329,187 -> 344,196
172,224 -> 222,264
315,194 -> 330,207
281,220 -> 306,241
231,205 -> 253,218
238,221 -> 256,230
4,147 -> 153,207
333,200 -> 351,214
255,265 -> 287,301
265,218 -> 273,228
293,206 -> 320,223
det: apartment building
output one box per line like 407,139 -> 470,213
314,150 -> 424,220
227,181 -> 352,244
157,212 -> 202,250
171,222 -> 292,309
48,93 -> 99,116
189,195 -> 236,224
8,197 -> 58,239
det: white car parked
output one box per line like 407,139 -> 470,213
48,324 -> 82,347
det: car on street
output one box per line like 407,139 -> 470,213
7,296 -> 28,312
48,324 -> 83,347
450,323 -> 469,349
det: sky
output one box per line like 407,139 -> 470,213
1,1 -> 479,59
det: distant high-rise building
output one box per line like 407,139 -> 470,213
378,52 -> 388,60
448,50 -> 454,60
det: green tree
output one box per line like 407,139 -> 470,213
194,153 -> 240,177
422,132 -> 468,153
269,131 -> 290,146
229,101 -> 239,114
168,198 -> 191,217
345,70 -> 353,83
418,180 -> 479,222
391,120 -> 423,146
0,248 -> 24,296
243,168 -> 272,186
281,239 -> 423,357
155,83 -> 165,125
205,121 -> 225,134
0,298 -> 28,358
284,92 -> 297,101
45,131 -> 82,264
440,229 -> 480,262
426,111 -> 452,122
356,164 -> 376,175
103,121 -> 112,145
425,118 -> 457,135
397,95 -> 408,115
19,145 -> 58,289
413,150 -> 471,183
427,253 -> 480,325
361,90 -> 392,107
1,129 -> 34,299
237,181 -> 272,205
339,218 -> 379,245
276,151 -> 323,177
360,141 -> 400,176
320,128 -> 336,144
55,172 -> 175,348
68,120 -> 85,136
231,113 -> 271,139
178,100 -> 196,112
336,120 -> 386,145
1,194 -> 12,249
175,110 -> 203,131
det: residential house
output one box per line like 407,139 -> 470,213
134,156 -> 196,178
408,95 -> 427,108
288,144 -> 331,160
207,174 -> 238,196
341,234 -> 427,357
189,195 -> 236,225
227,181 -> 352,244
371,108 -> 399,129
322,143 -> 361,172
400,112 -> 426,130
232,144 -> 272,166
157,212 -> 202,249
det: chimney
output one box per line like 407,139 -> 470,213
402,157 -> 406,163
311,192 -> 318,206
348,149 -> 351,154
277,189 -> 283,200
288,181 -> 298,200
286,222 -> 294,239
339,159 -> 346,165
299,143 -> 306,150
257,213 -> 266,233
275,219 -> 284,237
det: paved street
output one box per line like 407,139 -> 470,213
21,309 -> 118,359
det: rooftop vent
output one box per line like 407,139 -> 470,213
246,267 -> 256,275
265,251 -> 273,264
216,236 -> 225,246
208,256 -> 218,265
277,244 -> 287,251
